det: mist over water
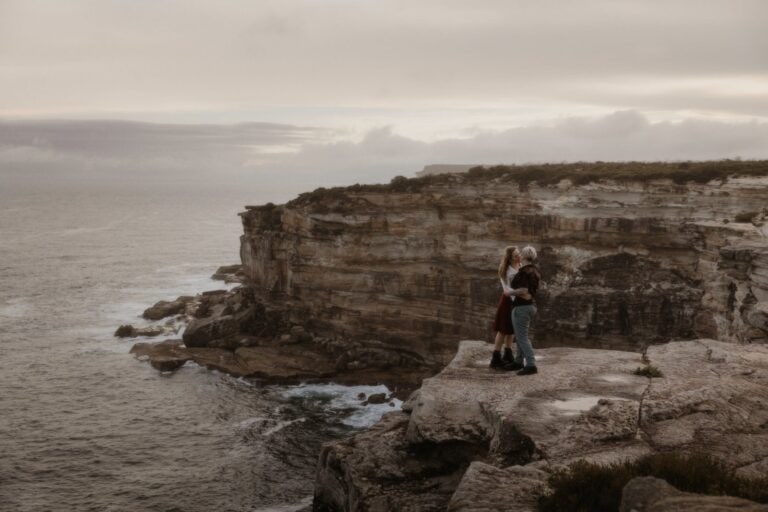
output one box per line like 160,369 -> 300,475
0,180 -> 396,511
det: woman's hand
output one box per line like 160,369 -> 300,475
512,287 -> 529,298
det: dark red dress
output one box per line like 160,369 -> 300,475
493,293 -> 514,335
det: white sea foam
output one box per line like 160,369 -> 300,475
263,418 -> 307,436
236,416 -> 307,436
279,383 -> 403,428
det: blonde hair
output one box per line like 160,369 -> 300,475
497,246 -> 519,279
521,245 -> 537,262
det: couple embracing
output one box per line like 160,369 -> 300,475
490,245 -> 541,375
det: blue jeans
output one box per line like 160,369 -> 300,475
512,305 -> 537,367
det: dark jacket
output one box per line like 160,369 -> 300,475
511,264 -> 541,307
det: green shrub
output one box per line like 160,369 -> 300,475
249,202 -> 283,231
537,452 -> 768,512
282,161 -> 768,209
633,365 -> 663,378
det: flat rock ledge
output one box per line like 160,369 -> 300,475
130,339 -> 338,381
129,339 -> 428,391
313,339 -> 768,511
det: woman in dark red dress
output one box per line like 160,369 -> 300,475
490,245 -> 521,369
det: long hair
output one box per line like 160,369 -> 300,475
497,245 -> 519,280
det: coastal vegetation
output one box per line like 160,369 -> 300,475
538,452 -> 768,512
286,159 -> 768,207
633,365 -> 663,378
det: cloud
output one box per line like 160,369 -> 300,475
2,112 -> 766,194
1,0 -> 766,120
0,119 -> 328,180
249,111 -> 768,187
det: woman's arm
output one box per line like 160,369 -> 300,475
510,287 -> 531,299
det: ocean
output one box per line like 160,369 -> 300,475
0,180 -> 400,512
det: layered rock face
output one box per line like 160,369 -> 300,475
239,167 -> 768,367
313,339 -> 768,511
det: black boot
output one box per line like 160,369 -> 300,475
489,351 -> 504,370
502,347 -> 515,365
516,366 -> 538,376
501,347 -> 523,371
503,360 -> 524,371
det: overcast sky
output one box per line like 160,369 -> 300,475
1,0 -> 767,190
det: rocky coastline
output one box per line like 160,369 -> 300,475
121,161 -> 768,510
313,339 -> 768,510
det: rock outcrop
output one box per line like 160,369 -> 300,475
312,338 -> 768,511
142,295 -> 195,320
211,263 -> 244,283
239,163 -> 768,369
114,323 -> 179,338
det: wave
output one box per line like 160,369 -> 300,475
278,383 -> 403,429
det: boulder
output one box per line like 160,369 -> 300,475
364,393 -> 387,405
114,324 -> 137,337
620,476 -> 768,512
130,339 -> 191,373
142,296 -> 194,321
115,324 -> 173,338
211,264 -> 242,281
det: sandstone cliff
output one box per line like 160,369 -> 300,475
238,162 -> 768,370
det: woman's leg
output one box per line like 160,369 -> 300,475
493,331 -> 505,351
512,305 -> 536,368
490,331 -> 505,368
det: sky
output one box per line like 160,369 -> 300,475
1,0 -> 767,193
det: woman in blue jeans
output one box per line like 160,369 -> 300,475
506,245 -> 541,375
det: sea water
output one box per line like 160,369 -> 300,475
0,181 -> 398,511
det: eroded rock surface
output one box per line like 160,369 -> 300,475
620,476 -> 768,512
313,339 -> 768,511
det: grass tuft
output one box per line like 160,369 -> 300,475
633,365 -> 663,378
538,452 -> 768,512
